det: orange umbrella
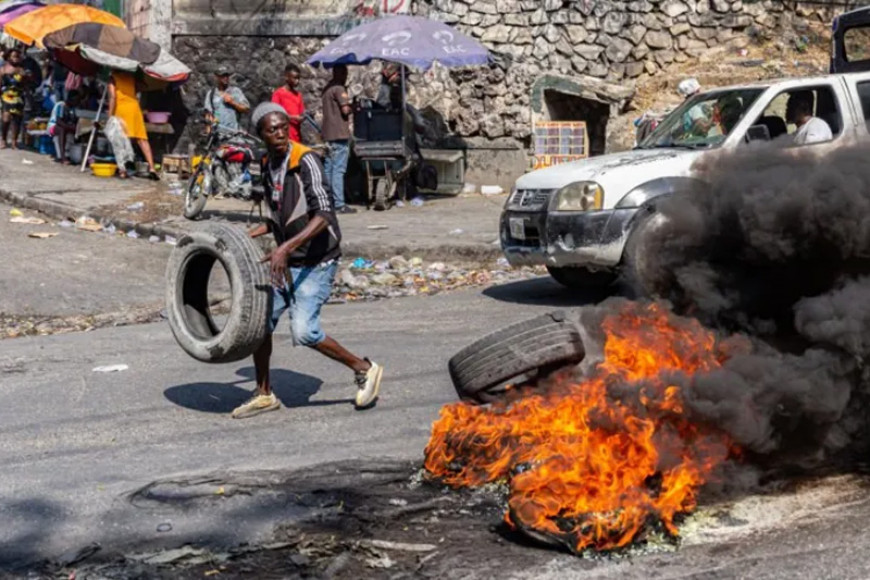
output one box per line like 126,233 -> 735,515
4,3 -> 125,47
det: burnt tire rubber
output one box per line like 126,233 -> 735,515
448,310 -> 586,404
184,166 -> 208,220
546,266 -> 616,289
166,223 -> 270,363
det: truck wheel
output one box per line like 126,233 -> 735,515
184,166 -> 209,220
546,266 -> 616,289
623,212 -> 670,298
448,311 -> 585,404
165,224 -> 270,363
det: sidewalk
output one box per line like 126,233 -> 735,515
0,150 -> 506,262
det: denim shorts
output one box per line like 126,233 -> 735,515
269,259 -> 338,346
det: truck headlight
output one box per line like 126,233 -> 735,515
552,181 -> 603,211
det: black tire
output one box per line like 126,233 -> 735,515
546,266 -> 616,289
184,166 -> 209,220
623,211 -> 670,298
448,310 -> 586,404
165,223 -> 270,363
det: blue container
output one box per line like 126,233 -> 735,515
38,135 -> 55,156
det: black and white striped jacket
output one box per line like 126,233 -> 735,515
261,143 -> 342,267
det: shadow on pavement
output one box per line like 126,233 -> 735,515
483,276 -> 628,307
164,366 -> 353,413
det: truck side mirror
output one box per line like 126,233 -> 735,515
745,125 -> 771,143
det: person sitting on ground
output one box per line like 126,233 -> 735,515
271,62 -> 305,143
204,65 -> 250,134
107,71 -> 158,179
48,90 -> 80,164
234,102 -> 384,419
786,90 -> 833,145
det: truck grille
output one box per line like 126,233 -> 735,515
508,189 -> 555,211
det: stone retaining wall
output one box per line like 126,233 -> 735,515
172,0 -> 838,186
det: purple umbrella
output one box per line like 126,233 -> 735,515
307,15 -> 490,71
0,1 -> 43,28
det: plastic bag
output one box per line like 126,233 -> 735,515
104,116 -> 135,168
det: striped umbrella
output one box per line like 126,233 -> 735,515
4,3 -> 125,47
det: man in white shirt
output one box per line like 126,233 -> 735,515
786,90 -> 833,145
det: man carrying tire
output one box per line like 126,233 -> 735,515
235,102 -> 384,419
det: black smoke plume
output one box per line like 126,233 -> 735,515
637,143 -> 870,465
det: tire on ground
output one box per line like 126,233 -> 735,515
448,311 -> 585,404
546,266 -> 616,289
166,223 -> 270,363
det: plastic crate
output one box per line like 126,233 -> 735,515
533,121 -> 588,158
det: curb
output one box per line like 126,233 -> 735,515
1,188 -> 505,263
0,187 -> 186,242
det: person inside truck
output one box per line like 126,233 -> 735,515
786,90 -> 833,145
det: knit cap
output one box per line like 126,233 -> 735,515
251,102 -> 288,132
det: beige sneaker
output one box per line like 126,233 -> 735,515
355,359 -> 383,409
232,393 -> 280,419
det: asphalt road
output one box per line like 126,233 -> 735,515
0,275 -> 589,570
0,202 -> 171,318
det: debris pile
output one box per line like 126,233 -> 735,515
333,256 -> 543,301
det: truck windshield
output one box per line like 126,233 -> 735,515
638,88 -> 765,150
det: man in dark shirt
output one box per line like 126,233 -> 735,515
234,102 -> 384,419
321,64 -> 355,214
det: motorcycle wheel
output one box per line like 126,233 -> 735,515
184,166 -> 209,220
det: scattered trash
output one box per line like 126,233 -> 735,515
126,230 -> 139,239
449,228 -> 464,235
388,498 -> 409,507
165,235 -> 177,246
388,255 -> 408,269
409,257 -> 423,267
21,158 -> 34,165
367,225 -> 389,230
167,181 -> 183,196
480,185 -> 504,196
204,570 -> 220,577
395,199 -> 405,208
363,539 -> 437,553
496,257 -> 510,268
9,208 -> 22,217
738,48 -> 749,57
137,546 -> 207,565
126,201 -> 145,211
215,486 -> 225,495
156,522 -> 173,533
149,235 -> 161,243
28,232 -> 58,239
58,219 -> 74,228
462,183 -> 477,194
429,262 -> 446,272
365,553 -> 394,569
11,216 -> 46,224
351,257 -> 372,269
75,216 -> 102,232
92,364 -> 129,373
409,196 -> 424,207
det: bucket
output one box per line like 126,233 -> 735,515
68,144 -> 84,165
37,135 -> 55,156
95,137 -> 110,156
91,162 -> 117,178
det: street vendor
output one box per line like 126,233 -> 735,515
47,89 -> 80,164
1,48 -> 30,150
233,102 -> 384,419
375,62 -> 425,135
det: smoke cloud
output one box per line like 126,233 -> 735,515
636,143 -> 870,464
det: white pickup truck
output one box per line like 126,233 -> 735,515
500,70 -> 870,288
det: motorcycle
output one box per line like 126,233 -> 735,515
183,121 -> 263,220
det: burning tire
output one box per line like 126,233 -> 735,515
165,223 -> 270,363
448,311 -> 586,404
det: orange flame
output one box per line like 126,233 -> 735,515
424,302 -> 736,552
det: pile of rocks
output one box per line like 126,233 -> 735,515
332,256 -> 545,302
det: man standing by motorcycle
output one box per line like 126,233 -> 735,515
204,65 -> 250,133
232,102 -> 384,419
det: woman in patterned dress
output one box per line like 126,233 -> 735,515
1,49 -> 27,149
